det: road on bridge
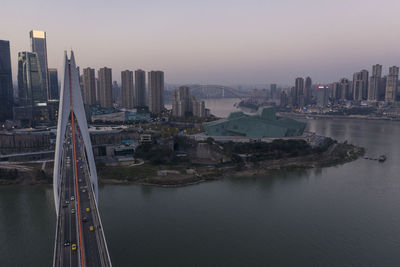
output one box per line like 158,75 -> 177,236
54,121 -> 111,267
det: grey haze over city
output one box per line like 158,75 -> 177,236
2,0 -> 400,85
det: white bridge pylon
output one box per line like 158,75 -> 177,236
53,51 -> 98,215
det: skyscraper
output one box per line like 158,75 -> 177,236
82,68 -> 96,105
368,64 -> 382,101
192,99 -> 205,117
0,40 -> 14,122
17,51 -> 48,126
280,91 -> 288,107
121,70 -> 134,109
135,69 -> 146,108
295,77 -> 304,107
316,86 -> 329,107
304,77 -> 312,105
379,76 -> 387,101
172,86 -> 205,118
385,66 -> 399,102
332,82 -> 341,100
18,52 -> 45,105
148,71 -> 164,114
339,78 -> 351,100
112,81 -> 121,106
289,87 -> 297,107
98,67 -> 113,108
30,30 -> 48,100
352,70 -> 368,101
172,86 -> 191,117
295,78 -> 304,95
48,68 -> 59,100
270,84 -> 277,99
95,77 -> 101,105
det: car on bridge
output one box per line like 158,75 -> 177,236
71,209 -> 75,214
64,240 -> 70,247
71,244 -> 76,251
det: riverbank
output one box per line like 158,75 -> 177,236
0,139 -> 365,187
0,162 -> 52,185
278,112 -> 400,121
96,141 -> 364,187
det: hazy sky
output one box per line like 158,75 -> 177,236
2,0 -> 400,85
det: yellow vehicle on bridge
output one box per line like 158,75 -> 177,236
89,226 -> 94,231
71,244 -> 77,251
86,207 -> 90,212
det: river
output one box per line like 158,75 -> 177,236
1,99 -> 400,266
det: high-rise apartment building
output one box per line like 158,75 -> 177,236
270,84 -> 277,99
98,67 -> 113,108
385,66 -> 399,102
135,69 -> 146,108
352,70 -> 368,101
332,82 -> 341,100
112,81 -> 121,106
172,86 -> 205,118
316,86 -> 329,107
121,70 -> 134,109
95,77 -> 101,105
339,78 -> 351,100
148,71 -> 164,114
289,87 -> 297,107
295,78 -> 304,95
192,100 -> 205,118
368,64 -> 382,101
379,76 -> 387,101
172,86 -> 191,117
48,68 -> 59,100
82,68 -> 96,105
294,77 -> 304,107
280,91 -> 288,107
0,40 -> 14,122
372,64 -> 382,77
304,77 -> 312,105
30,30 -> 49,100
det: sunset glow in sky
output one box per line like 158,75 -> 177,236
2,0 -> 400,85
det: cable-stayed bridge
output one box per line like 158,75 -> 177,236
53,51 -> 112,267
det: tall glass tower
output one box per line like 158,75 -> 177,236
18,52 -> 45,105
30,30 -> 48,101
48,68 -> 59,100
0,40 -> 14,122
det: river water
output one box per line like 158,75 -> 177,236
2,99 -> 400,266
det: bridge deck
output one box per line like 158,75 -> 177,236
54,122 -> 111,267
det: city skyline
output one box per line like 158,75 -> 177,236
2,0 -> 400,85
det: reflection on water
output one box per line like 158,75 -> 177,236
3,116 -> 400,266
202,98 -> 240,118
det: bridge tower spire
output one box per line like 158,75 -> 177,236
53,51 -> 98,215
